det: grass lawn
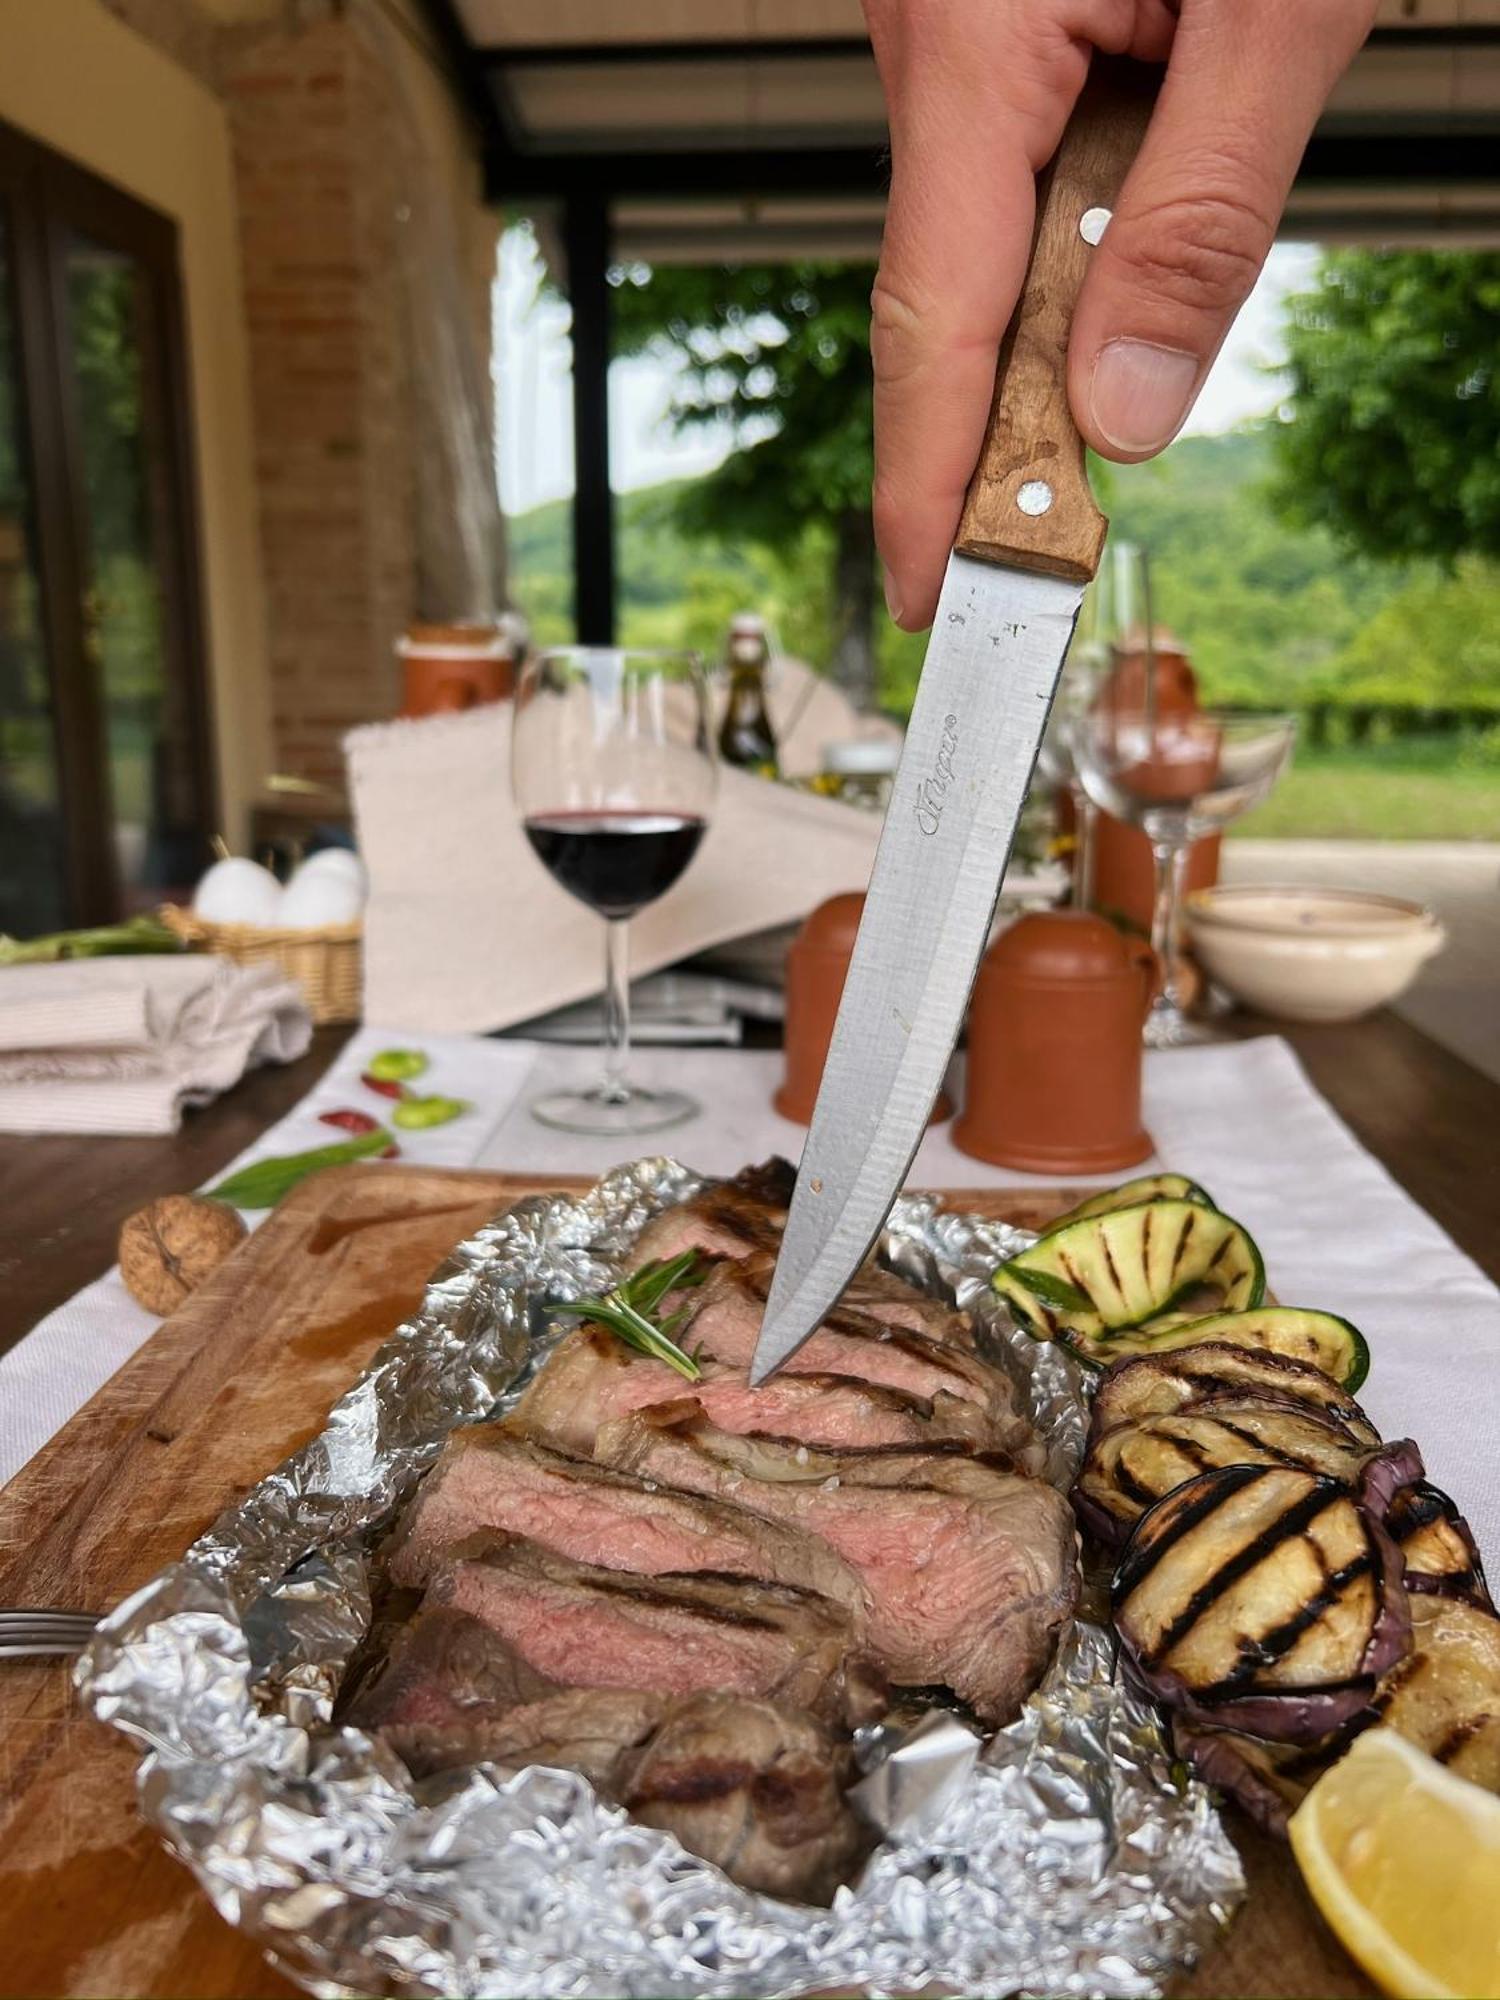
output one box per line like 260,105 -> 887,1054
1230,738 -> 1500,841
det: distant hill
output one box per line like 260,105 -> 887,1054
505,427 -> 1499,719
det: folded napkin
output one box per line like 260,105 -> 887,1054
347,700 -> 884,1034
0,955 -> 313,1134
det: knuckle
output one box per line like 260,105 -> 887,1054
1117,186 -> 1274,317
868,275 -> 928,386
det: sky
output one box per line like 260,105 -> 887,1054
492,223 -> 1323,519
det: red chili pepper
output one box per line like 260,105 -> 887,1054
361,1072 -> 407,1100
319,1108 -> 380,1133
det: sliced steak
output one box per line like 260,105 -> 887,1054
674,1256 -> 1036,1462
839,1263 -> 975,1347
344,1605 -> 559,1732
617,1690 -> 871,1903
512,1326 -> 991,1458
424,1530 -> 883,1726
596,1411 -> 1078,1722
385,1425 -> 866,1622
633,1158 -> 795,1264
382,1686 -> 869,1904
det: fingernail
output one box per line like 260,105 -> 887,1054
882,565 -> 903,625
1088,339 -> 1199,454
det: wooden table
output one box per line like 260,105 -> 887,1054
0,1008 -> 1496,2000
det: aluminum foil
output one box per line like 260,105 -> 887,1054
79,1158 -> 1243,1999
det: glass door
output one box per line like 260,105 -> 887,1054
0,118 -> 213,930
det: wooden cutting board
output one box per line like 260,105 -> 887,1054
0,1165 -> 1369,2000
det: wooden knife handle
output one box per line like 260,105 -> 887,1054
953,58 -> 1157,584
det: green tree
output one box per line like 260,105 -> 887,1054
1271,250 -> 1500,561
610,262 -> 881,707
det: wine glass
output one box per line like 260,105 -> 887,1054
1072,705 -> 1296,1046
513,647 -> 716,1133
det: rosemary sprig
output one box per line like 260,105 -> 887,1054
553,1250 -> 707,1380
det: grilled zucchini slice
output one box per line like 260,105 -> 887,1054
994,1200 -> 1264,1343
1112,1458 -> 1412,1740
1089,1344 -> 1380,1447
1060,1306 -> 1369,1391
1385,1481 -> 1493,1610
1076,1396 -> 1377,1546
1050,1173 -> 1216,1229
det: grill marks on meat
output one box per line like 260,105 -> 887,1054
345,1605 -> 559,1732
381,1686 -> 870,1904
632,1157 -> 796,1264
595,1411 -> 1078,1723
385,1425 -> 868,1623
513,1327 -> 994,1458
420,1531 -> 882,1726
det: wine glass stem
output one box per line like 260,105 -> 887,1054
1072,788 -> 1098,911
1149,838 -> 1189,1013
601,917 -> 632,1105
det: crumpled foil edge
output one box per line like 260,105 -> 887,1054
79,1159 -> 1243,1999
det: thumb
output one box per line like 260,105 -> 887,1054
1067,0 -> 1375,461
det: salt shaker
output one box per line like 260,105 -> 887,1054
954,910 -> 1154,1172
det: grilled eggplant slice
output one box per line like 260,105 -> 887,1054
1113,1456 -> 1414,1740
1050,1174 -> 1216,1228
1385,1481 -> 1493,1611
1089,1344 -> 1380,1448
1171,1715 -> 1345,1837
1057,1305 -> 1367,1388
994,1201 -> 1264,1344
1076,1396 -> 1379,1547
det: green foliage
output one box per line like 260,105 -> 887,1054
1270,249 -> 1500,561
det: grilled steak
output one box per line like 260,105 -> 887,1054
382,1686 -> 869,1903
616,1690 -> 871,1902
512,1326 -> 993,1458
345,1604 -> 559,1732
671,1256 -> 1036,1462
385,1426 -> 867,1622
418,1530 -> 883,1725
595,1410 -> 1078,1722
633,1158 -> 796,1264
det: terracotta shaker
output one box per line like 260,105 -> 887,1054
1087,628 -> 1220,929
397,621 -> 515,717
954,911 -> 1154,1173
776,893 -> 951,1126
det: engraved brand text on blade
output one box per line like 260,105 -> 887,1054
915,715 -> 960,837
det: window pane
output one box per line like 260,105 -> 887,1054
0,207 -> 69,934
65,231 -> 202,908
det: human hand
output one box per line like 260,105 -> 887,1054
864,0 -> 1376,629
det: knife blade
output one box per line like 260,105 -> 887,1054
752,59 -> 1156,1385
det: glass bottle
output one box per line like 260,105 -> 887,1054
717,613 -> 779,778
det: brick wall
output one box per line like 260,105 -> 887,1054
110,0 -> 499,793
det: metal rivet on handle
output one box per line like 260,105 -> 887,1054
1080,206 -> 1111,245
1017,480 -> 1054,516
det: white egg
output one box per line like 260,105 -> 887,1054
277,866 -> 364,929
193,856 -> 284,927
297,847 -> 366,891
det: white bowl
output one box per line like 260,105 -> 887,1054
1185,885 -> 1446,1023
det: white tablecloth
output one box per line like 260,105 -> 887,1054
3,1032 -> 1497,1567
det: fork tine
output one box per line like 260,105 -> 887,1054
0,1611 -> 100,1637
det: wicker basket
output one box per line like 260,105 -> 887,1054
161,904 -> 362,1025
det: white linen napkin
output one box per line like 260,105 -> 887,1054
0,956 -> 312,1135
345,701 -> 883,1035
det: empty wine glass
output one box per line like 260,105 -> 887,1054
1072,706 -> 1296,1046
513,647 -> 716,1133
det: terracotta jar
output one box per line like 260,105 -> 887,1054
397,622 -> 515,717
776,893 -> 951,1126
954,910 -> 1154,1173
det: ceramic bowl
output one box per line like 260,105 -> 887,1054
1185,885 -> 1446,1023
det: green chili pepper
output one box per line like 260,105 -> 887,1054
367,1047 -> 429,1083
391,1094 -> 468,1131
208,1127 -> 394,1208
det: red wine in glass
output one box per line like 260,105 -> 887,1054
524,810 -> 706,920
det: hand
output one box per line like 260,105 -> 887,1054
864,0 -> 1376,629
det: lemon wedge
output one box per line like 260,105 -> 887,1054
1289,1727 -> 1500,1999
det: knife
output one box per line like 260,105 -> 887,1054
751,59 -> 1156,1385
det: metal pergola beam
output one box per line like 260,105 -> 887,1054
561,193 -> 615,645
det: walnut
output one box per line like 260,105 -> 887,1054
119,1194 -> 247,1316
